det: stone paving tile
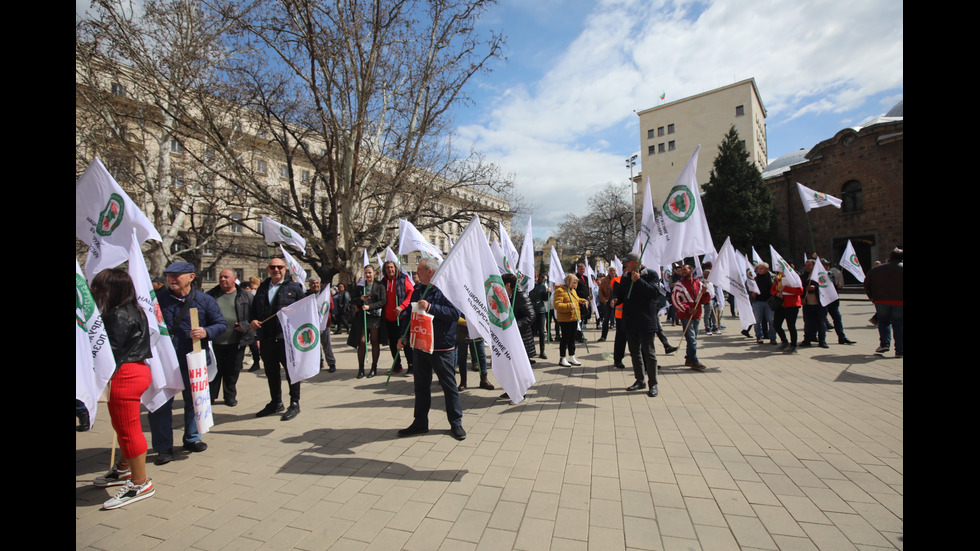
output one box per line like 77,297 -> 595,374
77,302 -> 901,549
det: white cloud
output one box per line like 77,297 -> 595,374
458,0 -> 903,238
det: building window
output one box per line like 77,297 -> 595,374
202,267 -> 216,282
257,217 -> 264,234
740,140 -> 746,150
280,190 -> 290,206
658,126 -> 665,137
841,180 -> 863,212
204,243 -> 214,256
171,170 -> 184,188
170,139 -> 183,154
257,160 -> 267,174
234,268 -> 244,282
667,124 -> 674,134
231,213 -> 243,233
367,207 -> 375,219
647,129 -> 655,139
658,143 -> 665,153
279,165 -> 289,178
111,82 -> 126,97
668,141 -> 675,151
302,194 -> 310,209
735,105 -> 745,116
302,170 -> 311,183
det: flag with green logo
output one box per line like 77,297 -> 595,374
651,145 -> 715,265
840,240 -> 865,283
261,215 -> 307,252
75,158 -> 161,281
811,258 -> 840,306
277,293 -> 322,384
432,215 -> 535,404
75,259 -> 116,426
706,237 -> 755,330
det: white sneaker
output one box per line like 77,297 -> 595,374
568,356 -> 582,366
103,479 -> 155,510
559,357 -> 571,367
94,464 -> 131,487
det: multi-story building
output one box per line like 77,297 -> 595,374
636,78 -> 767,208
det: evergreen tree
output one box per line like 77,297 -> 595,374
702,126 -> 777,252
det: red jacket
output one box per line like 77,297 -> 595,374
671,277 -> 711,319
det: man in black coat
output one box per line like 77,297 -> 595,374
249,258 -> 306,421
613,252 -> 662,398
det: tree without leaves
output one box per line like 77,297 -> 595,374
702,125 -> 777,253
556,183 -> 634,262
200,0 -> 519,283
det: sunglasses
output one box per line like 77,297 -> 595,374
268,265 -> 286,270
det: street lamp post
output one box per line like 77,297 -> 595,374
625,154 -> 638,240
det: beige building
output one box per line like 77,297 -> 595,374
636,78 -> 767,208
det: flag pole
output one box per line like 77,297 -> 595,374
676,281 -> 707,350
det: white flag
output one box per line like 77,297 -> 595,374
612,256 -> 623,277
751,246 -> 764,266
770,245 -> 803,288
737,251 -> 760,295
811,258 -> 840,306
398,219 -> 443,261
75,259 -> 116,427
650,145 -> 716,265
548,245 -> 565,288
840,240 -> 865,282
584,256 -> 599,320
490,238 -> 508,276
518,217 -> 536,291
261,215 -> 307,251
317,284 -> 332,332
277,293 -> 323,384
707,238 -> 755,331
499,222 -> 521,280
635,178 -> 660,268
127,230 -> 183,412
796,182 -> 842,212
432,215 -> 535,404
76,158 -> 162,281
280,245 -> 307,291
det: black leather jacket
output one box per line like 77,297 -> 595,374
104,302 -> 152,372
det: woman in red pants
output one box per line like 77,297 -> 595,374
89,269 -> 155,510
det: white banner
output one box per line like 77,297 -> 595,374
398,219 -> 444,261
76,158 -> 161,281
75,259 -> 116,427
517,217 -> 535,291
707,237 -> 756,330
280,245 -> 308,291
812,258 -> 840,306
277,293 -> 323,384
796,182 -> 842,212
261,215 -> 307,251
186,350 -> 214,435
770,245 -> 803,288
840,240 -> 865,282
432,215 -> 535,404
650,146 -> 716,265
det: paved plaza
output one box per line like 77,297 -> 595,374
76,298 -> 902,550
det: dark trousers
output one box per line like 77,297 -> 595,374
211,343 -> 244,403
385,319 -> 412,369
627,331 -> 658,386
613,319 -> 628,363
559,321 -> 578,357
261,338 -> 301,405
774,306 -> 800,345
412,349 -> 462,428
803,304 -> 827,344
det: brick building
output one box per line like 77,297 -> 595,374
763,101 -> 903,283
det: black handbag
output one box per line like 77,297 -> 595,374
767,295 -> 783,311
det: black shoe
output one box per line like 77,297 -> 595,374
614,362 -> 626,369
799,341 -> 812,348
256,402 -> 284,418
647,384 -> 659,398
627,380 -> 646,391
183,441 -> 208,453
392,365 -> 403,374
741,329 -> 751,338
225,398 -> 238,407
328,365 -> 336,373
281,403 -> 300,421
818,342 -> 830,349
367,367 -> 377,378
539,353 -> 548,360
248,363 -> 260,372
839,339 -> 856,345
664,345 -> 678,355
596,338 -> 606,342
357,369 -> 365,379
789,345 -> 798,354
154,449 -> 174,465
450,425 -> 467,441
398,424 -> 429,437
499,392 -> 509,400
77,409 -> 90,432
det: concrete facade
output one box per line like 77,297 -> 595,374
637,79 -> 767,208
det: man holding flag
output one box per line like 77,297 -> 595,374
250,257 -> 306,421
614,252 -> 663,397
147,262 -> 226,465
397,259 -> 466,440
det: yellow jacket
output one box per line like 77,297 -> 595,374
553,285 -> 587,323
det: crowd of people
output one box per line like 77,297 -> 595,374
83,246 -> 902,510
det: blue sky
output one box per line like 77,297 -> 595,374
454,0 -> 904,238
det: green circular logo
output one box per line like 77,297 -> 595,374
816,274 -> 829,288
485,275 -> 514,330
663,185 -> 696,222
280,226 -> 292,238
319,299 -> 330,318
292,323 -> 319,352
96,193 -> 125,236
76,273 -> 95,328
850,253 -> 860,266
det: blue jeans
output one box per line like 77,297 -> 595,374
681,318 -> 700,362
458,339 -> 487,374
875,303 -> 903,354
412,349 -> 462,428
752,300 -> 775,341
147,362 -> 201,452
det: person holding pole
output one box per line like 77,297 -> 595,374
347,264 -> 386,378
90,269 -> 156,509
147,262 -> 226,464
381,261 -> 414,375
250,258 -> 305,420
671,264 -> 711,370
